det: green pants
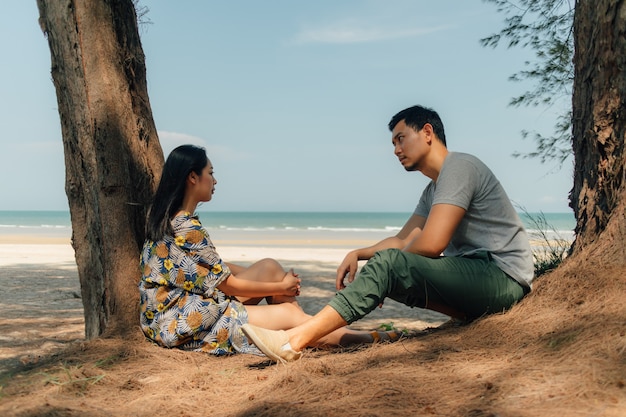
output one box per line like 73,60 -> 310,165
328,248 -> 527,323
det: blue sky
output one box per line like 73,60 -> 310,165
0,1 -> 573,213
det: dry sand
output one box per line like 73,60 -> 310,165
1,239 -> 625,416
0,241 -> 447,376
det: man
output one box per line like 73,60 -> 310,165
242,105 -> 534,363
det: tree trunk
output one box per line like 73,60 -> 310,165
37,0 -> 164,339
570,0 -> 626,263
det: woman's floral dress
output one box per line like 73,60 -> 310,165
139,212 -> 260,355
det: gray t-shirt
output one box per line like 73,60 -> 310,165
414,152 -> 534,288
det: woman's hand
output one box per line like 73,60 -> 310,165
281,268 -> 301,296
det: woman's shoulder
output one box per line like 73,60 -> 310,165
172,211 -> 202,226
172,211 -> 196,219
171,212 -> 209,242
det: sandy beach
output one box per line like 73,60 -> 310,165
1,227 -> 625,417
0,233 -> 448,376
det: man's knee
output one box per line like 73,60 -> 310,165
369,248 -> 403,268
356,248 -> 407,295
369,249 -> 430,308
368,248 -> 411,278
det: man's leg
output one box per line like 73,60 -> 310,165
285,305 -> 349,351
242,248 -> 526,361
365,249 -> 526,320
330,248 -> 526,322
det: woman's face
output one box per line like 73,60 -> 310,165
195,160 -> 217,202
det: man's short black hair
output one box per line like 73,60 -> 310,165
388,105 -> 447,146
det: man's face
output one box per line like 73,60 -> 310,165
391,120 -> 427,171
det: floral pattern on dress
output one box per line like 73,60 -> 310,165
139,212 -> 260,356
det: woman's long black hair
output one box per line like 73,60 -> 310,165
145,144 -> 208,241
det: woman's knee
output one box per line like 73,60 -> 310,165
248,258 -> 285,281
257,258 -> 284,272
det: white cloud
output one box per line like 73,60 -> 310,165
292,19 -> 451,44
157,130 -> 251,161
158,130 -> 207,151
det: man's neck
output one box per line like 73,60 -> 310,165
421,147 -> 449,181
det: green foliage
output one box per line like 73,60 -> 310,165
481,0 -> 575,164
518,207 -> 572,276
377,322 -> 415,336
378,322 -> 396,331
132,0 -> 152,29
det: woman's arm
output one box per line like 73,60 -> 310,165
217,271 -> 300,298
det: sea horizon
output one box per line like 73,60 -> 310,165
0,210 -> 576,245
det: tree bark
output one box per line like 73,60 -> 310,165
37,0 -> 164,338
570,0 -> 626,263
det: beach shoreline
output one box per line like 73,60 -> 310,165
5,227 -> 618,417
0,237 -> 449,376
0,238 -> 368,265
0,224 -> 574,376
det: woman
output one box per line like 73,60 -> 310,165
139,144 -> 399,356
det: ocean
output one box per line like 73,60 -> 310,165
0,210 -> 576,245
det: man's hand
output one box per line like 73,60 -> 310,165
334,215 -> 426,291
336,251 -> 359,290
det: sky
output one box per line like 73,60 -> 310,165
0,1 -> 574,213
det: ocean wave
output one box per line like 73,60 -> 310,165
526,229 -> 575,241
0,224 -> 71,229
211,225 -> 401,233
305,226 -> 402,232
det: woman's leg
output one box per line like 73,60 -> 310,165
245,303 -> 395,347
227,259 -> 298,305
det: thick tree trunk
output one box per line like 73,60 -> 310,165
570,0 -> 626,263
37,0 -> 164,338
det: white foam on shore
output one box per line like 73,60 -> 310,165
218,246 -> 347,263
0,243 -> 347,267
0,244 -> 76,267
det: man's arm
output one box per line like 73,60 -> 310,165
403,203 -> 466,257
336,204 -> 466,289
359,214 -> 427,257
335,214 -> 426,289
